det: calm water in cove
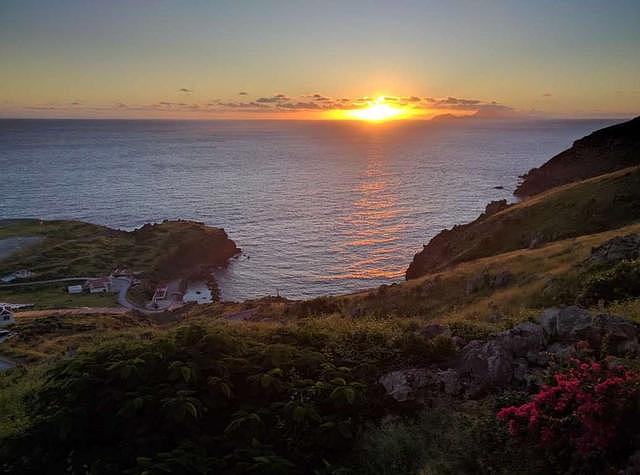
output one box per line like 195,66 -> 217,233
0,118 -> 618,300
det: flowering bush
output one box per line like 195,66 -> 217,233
498,359 -> 640,455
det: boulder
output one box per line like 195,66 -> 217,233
435,369 -> 462,396
588,233 -> 640,267
594,314 -> 640,354
379,368 -> 429,402
455,340 -> 514,392
538,306 -> 596,342
495,321 -> 546,360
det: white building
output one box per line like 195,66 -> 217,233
84,277 -> 111,294
0,306 -> 16,327
67,285 -> 83,294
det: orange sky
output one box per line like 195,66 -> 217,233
1,1 -> 639,119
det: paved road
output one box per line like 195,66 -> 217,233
112,277 -> 181,315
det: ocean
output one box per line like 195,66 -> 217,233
0,118 -> 619,300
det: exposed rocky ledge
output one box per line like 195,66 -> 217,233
380,307 -> 640,401
515,116 -> 640,198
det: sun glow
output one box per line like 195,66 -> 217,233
349,102 -> 403,121
328,96 -> 416,121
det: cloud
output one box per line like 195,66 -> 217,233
542,93 -> 552,97
178,88 -> 193,94
308,93 -> 330,102
277,101 -> 322,110
13,91 -> 516,118
256,94 -> 290,103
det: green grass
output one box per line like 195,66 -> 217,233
407,166 -> 640,279
0,283 -> 118,309
0,219 -> 238,282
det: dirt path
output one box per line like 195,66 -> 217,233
17,307 -> 128,318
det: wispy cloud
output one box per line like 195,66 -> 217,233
6,92 -> 516,118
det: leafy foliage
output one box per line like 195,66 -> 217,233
0,323 -> 414,473
498,359 -> 640,472
579,258 -> 640,306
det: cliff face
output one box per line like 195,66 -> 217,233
514,116 -> 640,198
406,167 -> 640,280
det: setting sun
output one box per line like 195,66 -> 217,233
328,96 -> 416,121
349,102 -> 403,121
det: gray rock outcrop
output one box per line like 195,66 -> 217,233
380,307 -> 640,401
587,233 -> 640,267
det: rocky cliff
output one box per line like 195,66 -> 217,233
514,116 -> 640,197
406,166 -> 640,280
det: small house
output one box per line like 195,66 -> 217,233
0,306 -> 15,327
152,286 -> 168,303
84,277 -> 111,294
67,285 -> 83,294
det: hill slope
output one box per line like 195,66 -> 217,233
406,166 -> 640,280
0,219 -> 240,281
514,116 -> 640,197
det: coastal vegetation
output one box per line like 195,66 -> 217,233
0,219 -> 239,282
1,118 -> 640,473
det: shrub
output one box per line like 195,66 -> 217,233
579,258 -> 640,306
498,359 -> 640,465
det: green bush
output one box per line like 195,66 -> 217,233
0,325 -> 376,474
579,259 -> 640,305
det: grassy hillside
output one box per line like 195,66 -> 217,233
0,219 -> 240,281
406,166 -> 640,280
515,116 -> 640,197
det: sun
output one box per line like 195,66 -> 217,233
349,102 -> 403,121
330,96 -> 414,122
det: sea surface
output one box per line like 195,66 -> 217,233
0,118 -> 620,300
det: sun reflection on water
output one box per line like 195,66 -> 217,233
327,138 -> 407,281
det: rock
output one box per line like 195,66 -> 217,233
435,369 -> 462,396
538,306 -> 596,342
455,340 -> 514,392
484,199 -> 509,216
594,314 -> 640,354
512,358 -> 529,382
451,335 -> 467,349
379,368 -> 429,402
496,321 -> 546,359
587,233 -> 640,267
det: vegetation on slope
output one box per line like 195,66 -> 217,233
514,116 -> 640,197
0,319 -> 458,474
0,219 -> 240,281
406,166 -> 640,280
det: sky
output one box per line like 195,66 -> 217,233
1,0 -> 639,119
